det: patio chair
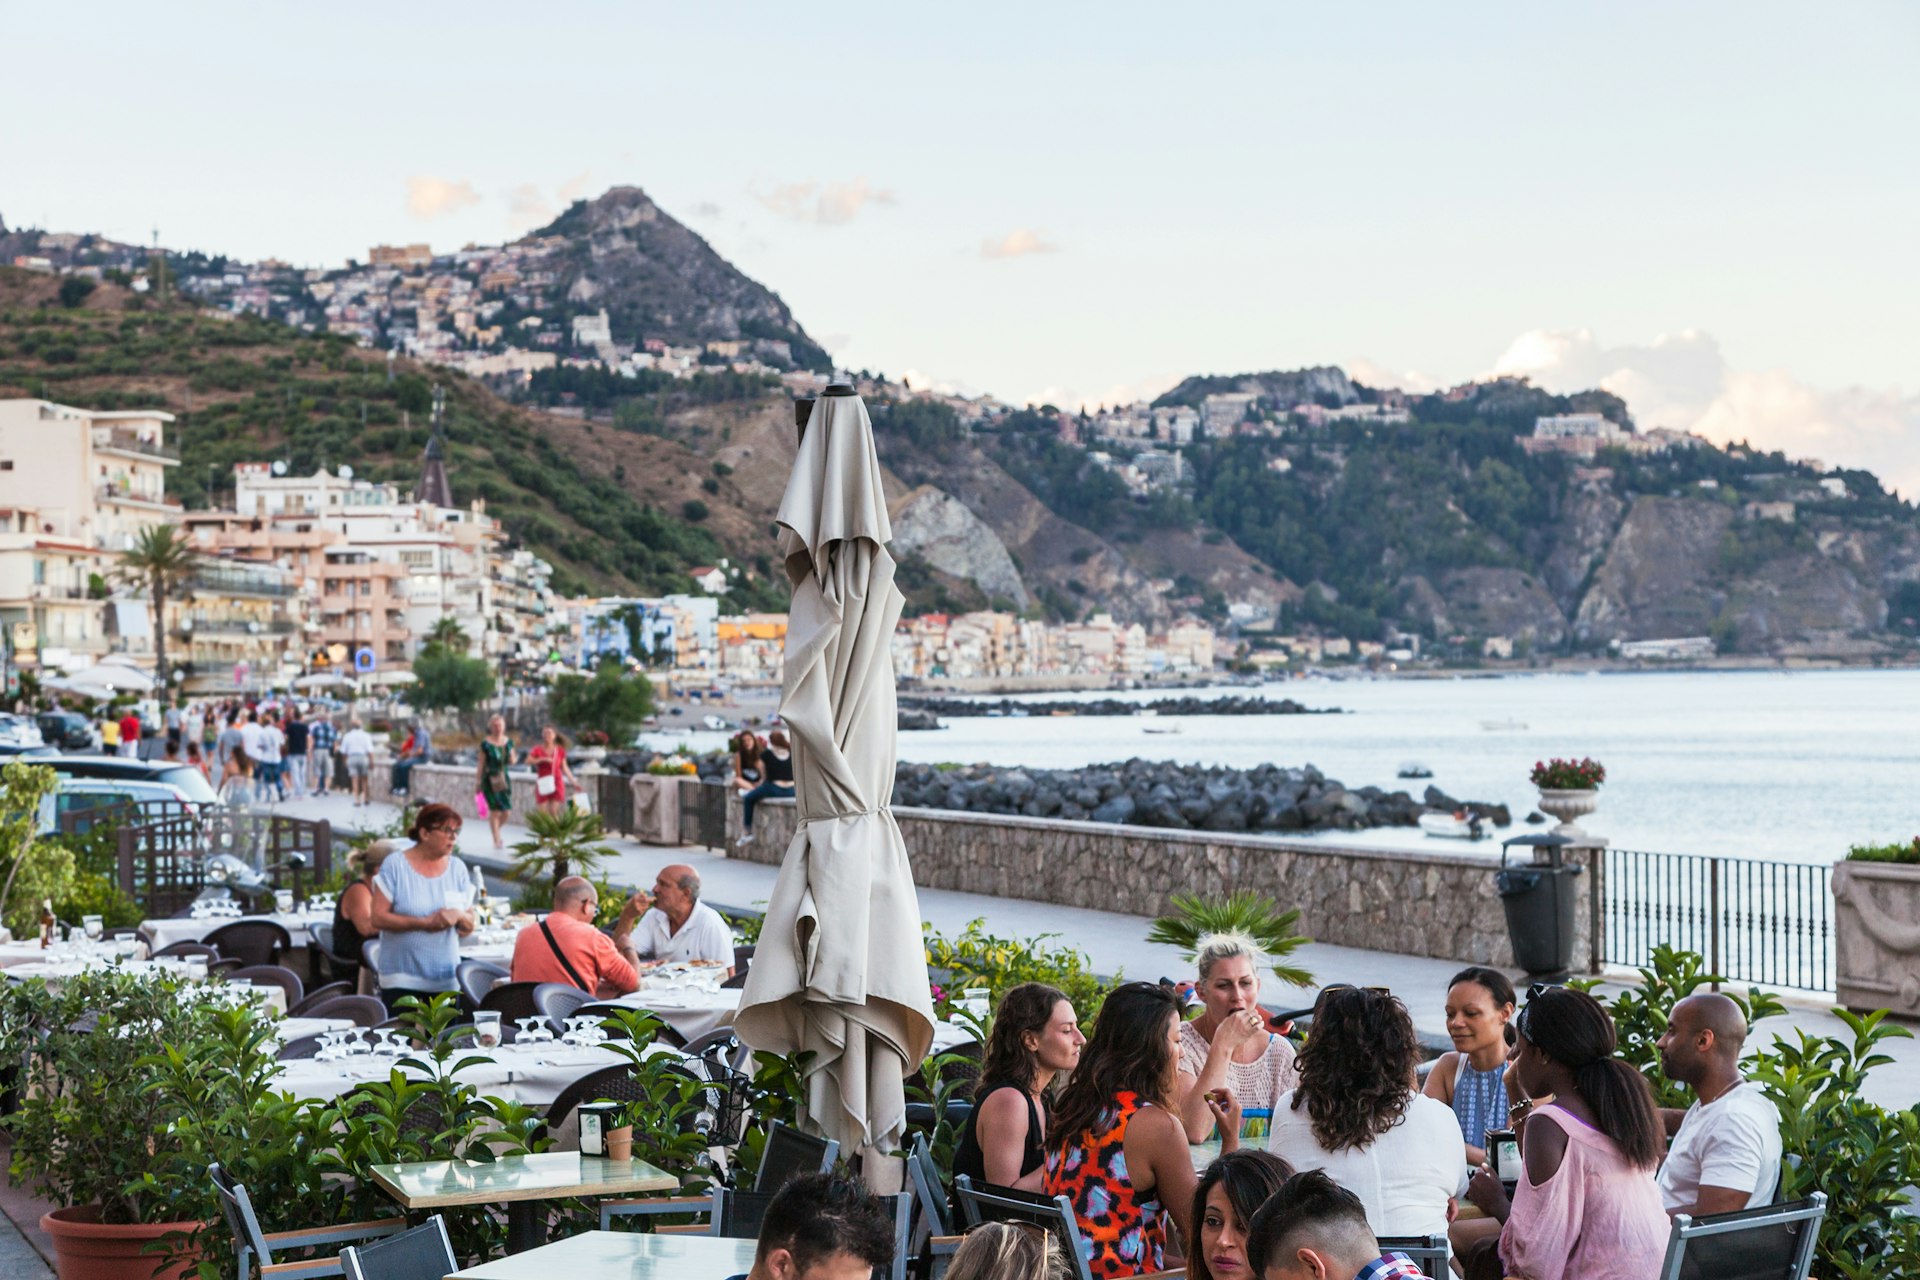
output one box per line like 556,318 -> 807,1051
477,980 -> 543,1022
337,1215 -> 454,1280
907,1132 -> 964,1275
309,922 -> 362,990
153,940 -> 219,961
1656,1193 -> 1827,1280
288,981 -> 351,1016
209,1161 -> 404,1280
277,1033 -> 325,1060
757,1118 -> 839,1192
208,958 -> 247,976
205,919 -> 293,967
455,959 -> 509,1008
533,981 -> 592,1035
227,964 -> 304,1010
1377,1235 -> 1449,1277
299,994 -> 386,1028
951,1176 -> 1094,1280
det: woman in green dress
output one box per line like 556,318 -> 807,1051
477,714 -> 516,849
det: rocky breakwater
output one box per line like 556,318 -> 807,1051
899,694 -> 1338,728
890,759 -> 1510,835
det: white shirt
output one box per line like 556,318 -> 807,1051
257,725 -> 284,764
1656,1079 -> 1781,1213
633,901 -> 734,966
340,728 -> 375,757
1269,1090 -> 1466,1241
239,722 -> 267,761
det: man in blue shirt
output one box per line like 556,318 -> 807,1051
308,714 -> 336,795
1247,1170 -> 1434,1280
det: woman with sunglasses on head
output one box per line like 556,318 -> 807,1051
1187,1149 -> 1294,1280
1176,932 -> 1299,1145
368,802 -> 478,1013
1045,981 -> 1239,1278
952,983 -> 1086,1193
1463,986 -> 1667,1280
944,1221 -> 1070,1280
1267,986 -> 1464,1243
1422,965 -> 1518,1166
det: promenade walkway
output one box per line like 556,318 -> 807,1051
269,791 -> 1920,1109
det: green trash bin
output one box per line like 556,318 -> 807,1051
1497,835 -> 1584,979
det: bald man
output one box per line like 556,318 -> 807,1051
511,876 -> 645,997
1654,992 -> 1782,1217
631,863 -> 736,976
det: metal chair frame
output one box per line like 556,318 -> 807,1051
907,1133 -> 963,1274
209,1161 -> 403,1280
756,1118 -> 840,1192
334,1215 -> 455,1280
455,959 -> 509,1008
1656,1192 -> 1827,1280
227,964 -> 305,1009
951,1175 -> 1094,1280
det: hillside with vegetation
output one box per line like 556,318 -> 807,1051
0,268 -> 785,604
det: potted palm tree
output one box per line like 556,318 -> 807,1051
509,804 -> 616,888
1147,890 -> 1315,988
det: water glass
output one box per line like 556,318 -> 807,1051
273,889 -> 295,914
961,987 -> 992,1021
515,1016 -> 551,1044
473,1010 -> 503,1050
82,915 -> 103,940
184,957 -> 209,983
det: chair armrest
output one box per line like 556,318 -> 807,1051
261,1260 -> 346,1278
598,1195 -> 712,1212
260,1217 -> 407,1248
654,1223 -> 713,1235
929,1233 -> 965,1254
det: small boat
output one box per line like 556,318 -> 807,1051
1397,762 -> 1433,779
701,714 -> 729,731
1142,725 -> 1182,735
1479,719 -> 1528,731
1420,811 -> 1488,840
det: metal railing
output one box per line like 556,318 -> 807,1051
116,810 -> 333,918
1596,847 -> 1834,992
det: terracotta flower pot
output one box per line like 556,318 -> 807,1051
41,1205 -> 203,1280
606,1125 -> 634,1162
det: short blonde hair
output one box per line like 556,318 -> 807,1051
946,1222 -> 1067,1280
1195,930 -> 1266,981
348,839 -> 399,878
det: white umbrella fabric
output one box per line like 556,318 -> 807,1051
735,389 -> 935,1161
64,663 -> 153,692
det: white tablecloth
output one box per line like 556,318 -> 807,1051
2,957 -> 290,1014
276,1016 -> 357,1042
143,910 -> 332,950
269,1040 -> 678,1106
606,987 -> 740,1044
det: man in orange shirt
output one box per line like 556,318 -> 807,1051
510,876 -> 646,998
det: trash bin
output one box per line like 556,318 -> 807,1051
1497,834 -> 1584,979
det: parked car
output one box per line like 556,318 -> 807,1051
0,713 -> 43,747
0,743 -> 59,760
38,756 -> 221,835
34,711 -> 96,752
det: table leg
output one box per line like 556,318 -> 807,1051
505,1201 -> 543,1254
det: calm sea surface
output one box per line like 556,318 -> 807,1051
885,670 -> 1920,866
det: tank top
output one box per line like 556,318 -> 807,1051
1452,1054 -> 1508,1149
1044,1091 -> 1167,1278
952,1081 -> 1045,1187
763,749 -> 793,784
332,884 -> 370,965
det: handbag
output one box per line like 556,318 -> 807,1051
535,773 -> 557,798
473,791 -> 489,818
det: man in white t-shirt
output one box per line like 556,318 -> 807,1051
631,863 -> 736,976
1655,992 -> 1783,1217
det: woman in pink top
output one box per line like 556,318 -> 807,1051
1464,987 -> 1668,1280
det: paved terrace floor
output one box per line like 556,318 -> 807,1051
274,791 -> 1920,1110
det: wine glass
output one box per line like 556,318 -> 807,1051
82,915 -> 103,941
515,1016 -> 550,1044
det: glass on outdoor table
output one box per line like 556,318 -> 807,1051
515,1017 -> 552,1044
81,914 -> 103,940
473,1010 -> 504,1049
274,888 -> 295,914
184,957 -> 209,983
562,1016 -> 605,1047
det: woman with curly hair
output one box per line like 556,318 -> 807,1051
1463,986 -> 1667,1280
1045,981 -> 1240,1278
1187,1149 -> 1294,1280
952,983 -> 1086,1192
1267,986 -> 1463,1242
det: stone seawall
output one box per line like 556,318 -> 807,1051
736,796 -> 1593,971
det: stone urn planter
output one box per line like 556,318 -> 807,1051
574,747 -> 609,766
1832,859 -> 1920,1018
42,1205 -> 202,1280
1535,788 -> 1598,837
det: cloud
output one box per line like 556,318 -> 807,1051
506,183 -> 555,233
1486,327 -> 1920,496
556,171 -> 593,204
1347,357 -> 1441,395
1021,374 -> 1183,413
753,178 -> 895,226
406,177 -> 481,220
981,228 -> 1060,260
690,200 -> 722,219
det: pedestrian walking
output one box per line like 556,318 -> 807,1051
284,707 -> 310,797
309,713 -> 336,796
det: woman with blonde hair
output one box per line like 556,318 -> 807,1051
946,1221 -> 1070,1280
1176,931 -> 1299,1144
334,838 -> 396,993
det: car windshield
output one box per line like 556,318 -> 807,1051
153,767 -> 220,805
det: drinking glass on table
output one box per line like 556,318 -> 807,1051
82,914 -> 103,941
273,888 -> 295,914
516,1016 -> 551,1044
473,1010 -> 503,1050
184,957 -> 209,983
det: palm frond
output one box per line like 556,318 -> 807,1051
1147,889 -> 1313,988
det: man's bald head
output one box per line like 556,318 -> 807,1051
652,864 -> 701,920
553,876 -> 596,913
1659,992 -> 1748,1087
1674,993 -> 1748,1056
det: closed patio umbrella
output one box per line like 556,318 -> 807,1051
735,387 -> 935,1161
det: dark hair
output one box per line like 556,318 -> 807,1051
1048,981 -> 1181,1151
754,1172 -> 895,1272
1245,1170 -> 1376,1275
1448,965 -> 1517,1010
1289,987 -> 1420,1151
408,802 -> 462,840
1515,986 -> 1663,1170
734,731 -> 764,766
978,983 -> 1070,1097
1188,1150 -> 1295,1280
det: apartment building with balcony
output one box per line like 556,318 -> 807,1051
316,551 -> 411,669
165,559 -> 307,694
0,399 -> 181,671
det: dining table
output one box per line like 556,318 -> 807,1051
370,1151 -> 678,1254
141,907 -> 333,951
270,1037 -> 681,1106
447,1228 -> 757,1279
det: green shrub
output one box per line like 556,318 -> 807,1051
548,659 -> 654,744
1846,837 -> 1920,864
923,916 -> 1116,1030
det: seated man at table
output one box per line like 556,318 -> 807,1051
510,876 -> 644,998
727,1172 -> 896,1280
632,863 -> 736,976
1247,1169 -> 1435,1280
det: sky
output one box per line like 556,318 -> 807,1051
5,3 -> 1917,487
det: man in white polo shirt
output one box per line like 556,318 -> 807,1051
632,863 -> 736,977
1655,992 -> 1783,1217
